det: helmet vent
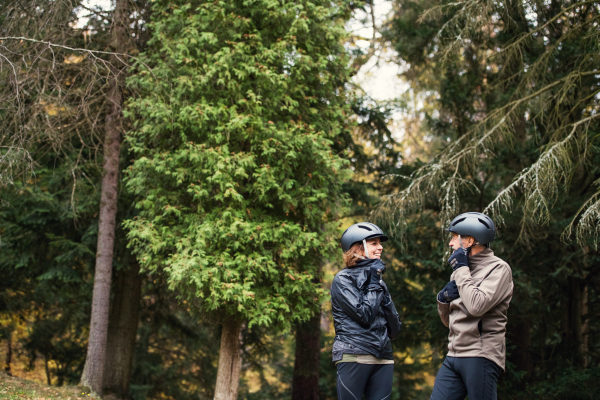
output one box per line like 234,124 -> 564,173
478,218 -> 490,229
357,225 -> 373,231
451,217 -> 466,226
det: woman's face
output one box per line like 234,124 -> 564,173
364,237 -> 383,259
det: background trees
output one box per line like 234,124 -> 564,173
376,0 -> 600,397
1,0 -> 599,399
1,0 -> 149,396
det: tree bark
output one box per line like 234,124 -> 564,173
213,319 -> 242,400
80,0 -> 128,394
45,356 -> 52,385
103,261 -> 143,398
291,311 -> 321,400
581,284 -> 589,367
562,277 -> 586,368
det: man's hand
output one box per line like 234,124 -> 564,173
448,247 -> 469,271
437,280 -> 460,303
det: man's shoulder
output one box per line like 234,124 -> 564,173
488,254 -> 512,277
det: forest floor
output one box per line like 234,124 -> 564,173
0,372 -> 99,400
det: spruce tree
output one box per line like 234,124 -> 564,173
125,0 -> 353,397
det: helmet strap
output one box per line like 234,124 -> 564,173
363,239 -> 370,259
459,234 -> 484,253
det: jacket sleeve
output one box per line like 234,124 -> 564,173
331,274 -> 385,328
437,298 -> 450,327
382,293 -> 402,340
454,263 -> 513,318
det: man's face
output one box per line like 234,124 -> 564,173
365,237 -> 383,259
449,233 -> 475,250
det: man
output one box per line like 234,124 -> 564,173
430,212 -> 513,400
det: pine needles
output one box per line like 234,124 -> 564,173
377,0 -> 600,248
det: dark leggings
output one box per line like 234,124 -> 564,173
430,357 -> 501,400
336,362 -> 394,400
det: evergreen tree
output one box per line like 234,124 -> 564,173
0,143 -> 100,386
125,0 -> 353,397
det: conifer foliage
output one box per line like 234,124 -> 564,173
378,0 -> 600,248
125,0 -> 352,395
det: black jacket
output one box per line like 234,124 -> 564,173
330,258 -> 402,360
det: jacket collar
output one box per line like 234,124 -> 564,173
468,247 -> 495,273
351,258 -> 384,269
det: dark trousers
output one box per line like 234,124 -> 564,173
336,362 -> 394,400
430,357 -> 501,400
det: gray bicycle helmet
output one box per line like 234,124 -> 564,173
446,212 -> 496,245
340,222 -> 388,252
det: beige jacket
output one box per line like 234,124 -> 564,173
437,248 -> 513,370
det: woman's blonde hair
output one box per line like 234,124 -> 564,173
343,242 -> 365,267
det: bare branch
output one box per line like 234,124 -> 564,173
0,36 -> 154,75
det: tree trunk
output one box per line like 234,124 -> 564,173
581,284 -> 589,367
213,319 -> 242,400
103,261 -> 143,398
570,278 -> 585,367
292,311 -> 321,400
80,0 -> 128,394
4,333 -> 12,376
45,356 -> 52,385
562,277 -> 586,368
510,317 -> 532,388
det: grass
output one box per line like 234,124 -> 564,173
0,372 -> 99,400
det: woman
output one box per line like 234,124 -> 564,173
331,222 -> 402,400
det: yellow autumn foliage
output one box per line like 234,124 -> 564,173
64,54 -> 85,64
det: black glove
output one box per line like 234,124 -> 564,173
437,280 -> 460,303
448,247 -> 469,271
369,261 -> 386,286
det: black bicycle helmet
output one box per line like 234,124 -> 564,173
446,212 -> 496,245
340,222 -> 388,252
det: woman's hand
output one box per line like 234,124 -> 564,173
369,261 -> 386,286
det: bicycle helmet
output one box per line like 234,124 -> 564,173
446,212 -> 496,245
340,222 -> 388,253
